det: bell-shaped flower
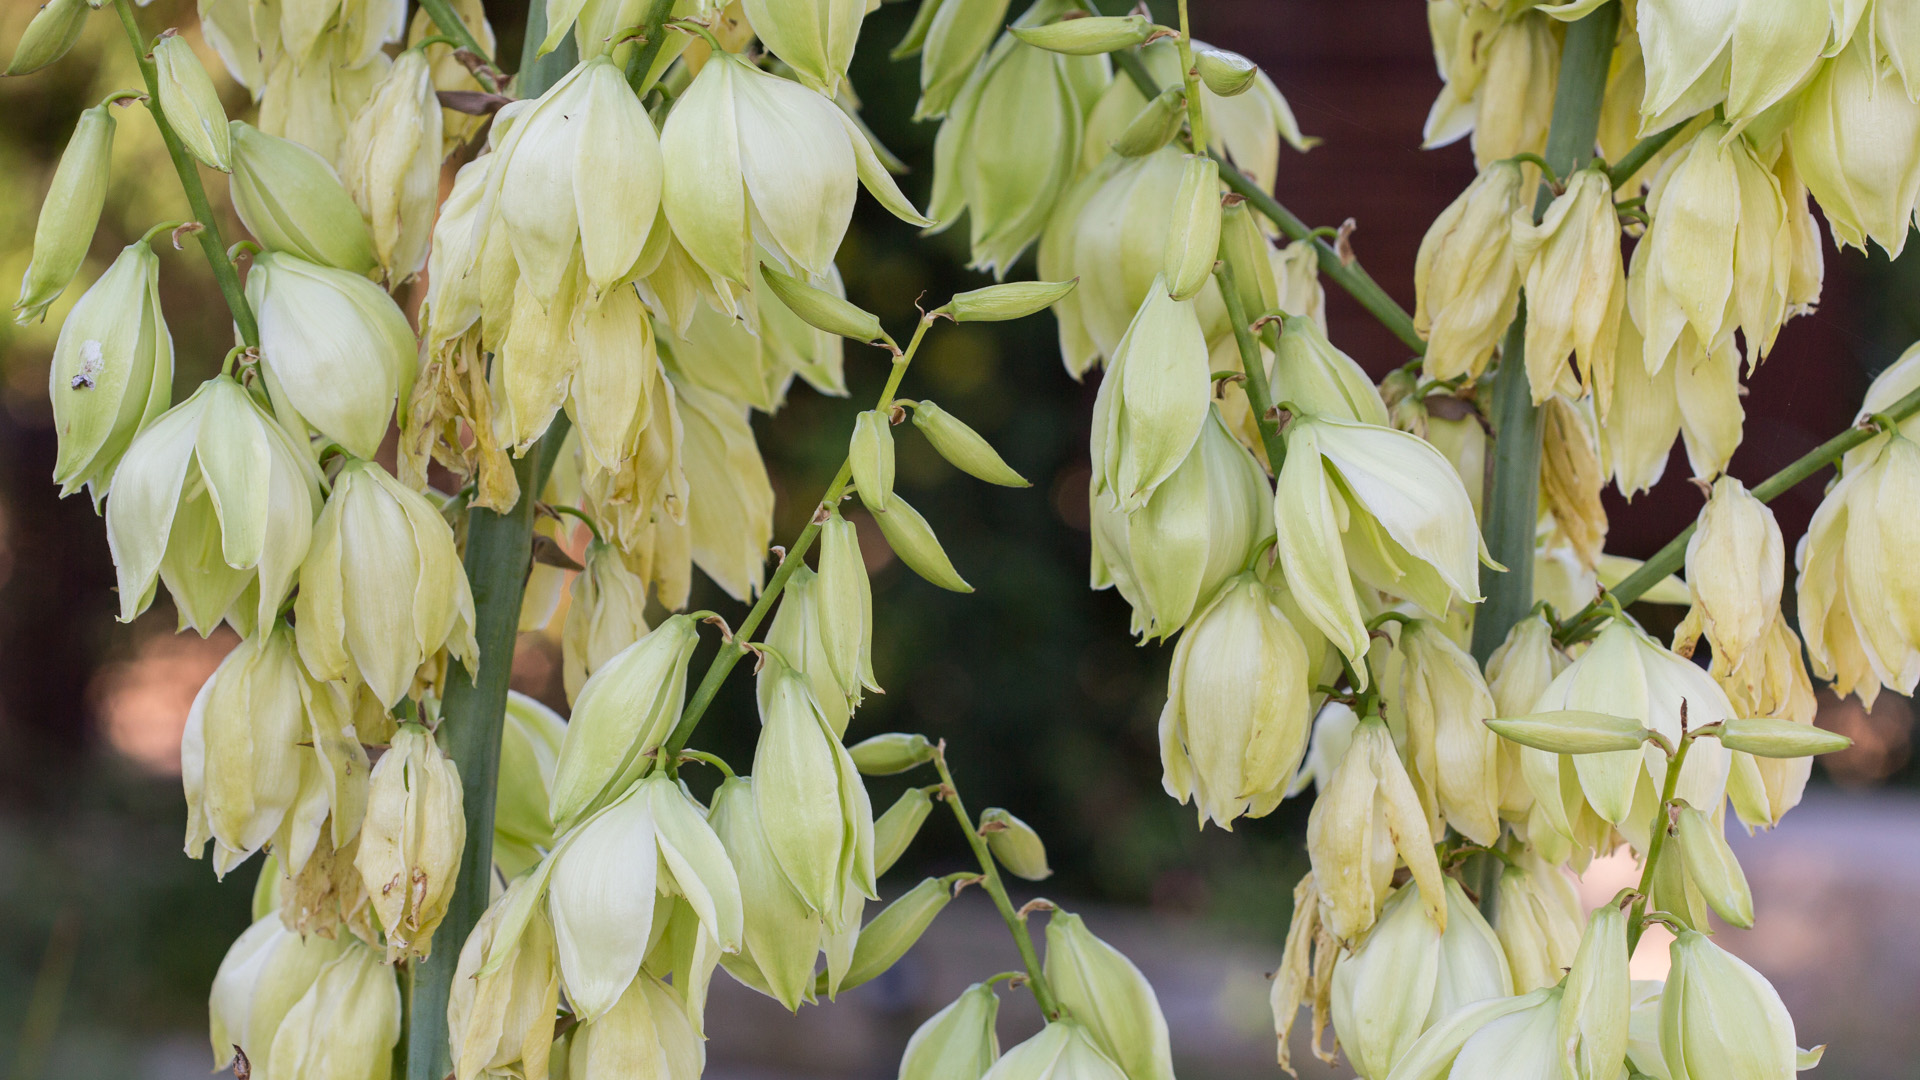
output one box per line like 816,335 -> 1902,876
1674,475 -> 1783,681
546,773 -> 743,1020
182,625 -> 309,874
207,913 -> 353,1075
1415,159 -> 1525,382
1305,716 -> 1448,941
48,238 -> 173,504
494,692 -> 566,878
447,874 -> 561,1080
743,0 -> 867,96
673,376 -> 775,600
900,983 -> 1001,1080
1268,315 -> 1391,426
752,656 -> 875,928
982,1021 -> 1127,1080
355,724 -> 465,961
1043,910 -> 1175,1080
1638,0 -> 1841,133
294,459 -> 476,706
660,50 -> 931,286
229,121 -> 380,274
106,375 -> 321,635
1790,35 -> 1920,259
1384,619 -> 1502,845
1490,859 -> 1584,993
246,251 -> 416,459
1660,930 -> 1804,1080
1158,572 -> 1313,829
562,539 -> 652,703
1089,279 -> 1212,513
264,942 -> 403,1080
549,614 -> 699,829
567,972 -> 705,1080
710,775 -> 825,1010
1513,165 -> 1624,407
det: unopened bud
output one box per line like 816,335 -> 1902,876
754,657 -> 877,927
339,49 -> 443,282
15,103 -> 114,323
873,785 -> 935,876
871,494 -> 974,593
833,874 -> 963,992
710,776 -> 821,1011
6,0 -> 88,76
912,401 -> 1030,487
1162,156 -> 1222,302
153,34 -> 231,171
761,262 -> 891,345
1194,44 -> 1259,96
980,807 -> 1051,880
940,279 -> 1079,322
900,983 -> 1001,1080
916,0 -> 1013,118
1009,14 -> 1156,55
1558,902 -> 1630,1080
850,410 -> 897,512
849,732 -> 936,775
1715,716 -> 1852,758
1111,86 -> 1187,157
1044,910 -> 1174,1080
230,121 -> 379,273
816,510 -> 878,700
1674,803 -> 1755,928
1485,710 -> 1652,755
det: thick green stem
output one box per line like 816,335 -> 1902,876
1214,261 -> 1287,470
661,318 -> 934,759
1558,383 -> 1920,644
1469,0 -> 1620,662
405,12 -> 578,1079
111,0 -> 259,348
931,746 -> 1062,1020
623,0 -> 679,94
1627,733 -> 1692,954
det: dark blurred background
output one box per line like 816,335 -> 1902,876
1,0 -> 1916,1077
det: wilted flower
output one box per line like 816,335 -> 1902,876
1385,619 -> 1502,845
48,239 -> 173,504
15,102 -> 114,324
1424,9 -> 1556,168
447,874 -> 560,1080
338,49 -> 442,282
1674,476 -> 1783,680
674,376 -> 775,600
106,375 -> 321,635
1415,160 -> 1525,382
1513,165 -> 1624,407
1305,716 -> 1447,940
355,723 -> 465,961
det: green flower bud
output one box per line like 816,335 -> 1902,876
1216,199 -> 1277,316
339,49 -> 442,282
6,0 -> 87,75
1109,84 -> 1187,158
1485,711 -> 1652,755
1044,910 -> 1173,1080
1674,803 -> 1755,928
1661,930 -> 1802,1080
760,262 -> 889,345
872,785 -> 935,875
567,974 -> 702,1080
548,614 -> 699,830
833,874 -> 963,992
900,983 -> 1001,1080
1010,14 -> 1154,55
208,913 -> 354,1075
294,459 -> 476,708
493,692 -> 564,879
182,624 -> 308,874
1305,718 -> 1447,940
447,873 -> 560,1080
48,238 -> 173,503
153,33 -> 231,171
984,1021 -> 1126,1080
1269,314 -> 1389,425
710,776 -> 822,1011
354,724 -> 465,961
1161,156 -> 1222,302
1091,278 -> 1211,512
549,774 -> 743,1021
870,493 -> 973,593
978,807 -> 1050,880
562,540 -> 651,704
106,375 -> 321,635
1194,43 -> 1259,96
850,410 -> 898,512
1141,37 -> 1315,191
817,510 -> 878,701
742,0 -> 868,96
1715,716 -> 1852,758
917,0 -> 1013,119
14,103 -> 114,324
753,657 -> 877,926
761,566 -> 855,736
229,121 -> 378,273
849,732 -> 935,776
1558,902 -> 1630,1080
911,401 -> 1029,488
926,3 -> 1108,275
662,50 -> 930,285
939,279 -> 1079,323
264,943 -> 402,1080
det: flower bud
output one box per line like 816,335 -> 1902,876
872,785 -> 935,875
265,943 -> 402,1080
985,1021 -> 1127,1080
295,459 -> 476,707
761,565 -> 857,735
849,410 -> 897,512
566,973 -> 703,1080
149,33 -> 233,172
663,50 -> 930,285
1661,930 -> 1802,1080
447,874 -> 560,1080
710,775 -> 821,1011
229,121 -> 379,274
871,493 -> 974,593
549,614 -> 699,830
849,732 -> 935,776
1091,279 -> 1211,511
549,774 -> 743,1021
338,50 -> 442,282
1194,43 -> 1258,96
208,914 -> 354,1074
1414,160 -> 1524,382
1555,901 -> 1630,1080
107,375 -> 321,635
743,0 -> 869,96
493,692 -> 564,878
48,238 -> 173,502
1717,716 -> 1850,759
5,0 -> 87,75
1110,85 -> 1186,157
917,0 -> 1014,118
1044,910 -> 1174,1080
760,262 -> 889,344
1012,14 -> 1154,54
354,724 -> 464,960
837,874 -> 963,991
810,509 -> 875,686
1268,314 -> 1389,426
911,401 -> 1031,488
978,807 -> 1050,880
14,103 -> 113,324
1674,803 -> 1755,928
1514,165 -> 1624,406
1305,718 -> 1447,941
901,983 -> 1001,1080
1162,156 -> 1222,302
1485,711 -> 1653,755
1139,37 -> 1314,191
753,657 -> 876,927
942,279 -> 1080,322
1158,572 -> 1311,828
1216,199 -> 1278,318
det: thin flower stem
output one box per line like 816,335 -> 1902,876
1214,261 -> 1287,470
111,0 -> 259,348
1557,382 -> 1920,645
931,744 -> 1062,1020
659,316 -> 936,760
416,0 -> 492,67
1173,0 -> 1207,154
1608,121 -> 1688,189
1627,732 -> 1693,954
